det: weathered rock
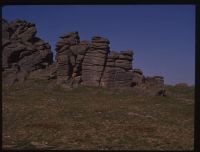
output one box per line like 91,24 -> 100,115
100,50 -> 133,88
132,69 -> 145,86
28,62 -> 57,80
55,32 -> 89,86
145,76 -> 164,88
2,19 -> 10,40
9,19 -> 37,41
139,76 -> 165,96
55,32 -> 78,83
2,64 -> 20,88
2,19 -> 53,87
82,36 -> 109,87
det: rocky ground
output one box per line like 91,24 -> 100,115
2,79 -> 194,150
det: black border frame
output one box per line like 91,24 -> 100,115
1,0 -> 199,152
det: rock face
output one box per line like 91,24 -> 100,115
2,19 -> 53,87
82,36 -> 110,87
55,32 -> 80,84
55,32 -> 90,87
100,50 -> 133,88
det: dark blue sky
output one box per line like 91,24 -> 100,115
2,5 -> 195,85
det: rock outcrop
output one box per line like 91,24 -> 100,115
2,19 -> 53,87
53,33 -> 136,89
2,19 -> 166,96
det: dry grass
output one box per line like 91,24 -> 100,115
2,79 -> 194,150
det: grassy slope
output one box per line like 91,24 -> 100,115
2,79 -> 194,150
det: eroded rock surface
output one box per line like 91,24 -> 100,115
2,19 -> 53,87
55,32 -> 90,87
100,50 -> 133,88
82,36 -> 110,87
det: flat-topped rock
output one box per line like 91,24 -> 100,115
91,36 -> 110,44
133,69 -> 143,75
82,36 -> 109,87
120,50 -> 134,56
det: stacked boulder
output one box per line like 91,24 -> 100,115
99,51 -> 118,87
55,32 -> 80,84
55,32 -> 90,87
82,36 -> 110,87
54,34 -> 134,88
100,51 -> 133,88
130,73 -> 165,96
145,76 -> 166,96
70,40 -> 90,87
2,19 -> 53,87
131,69 -> 145,87
145,76 -> 164,88
129,68 -> 165,95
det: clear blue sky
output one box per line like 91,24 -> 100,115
2,5 -> 195,85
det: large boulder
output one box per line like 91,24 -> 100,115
2,19 -> 53,87
141,75 -> 165,96
55,32 -> 90,87
100,50 -> 133,88
9,19 -> 37,41
82,36 -> 110,87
